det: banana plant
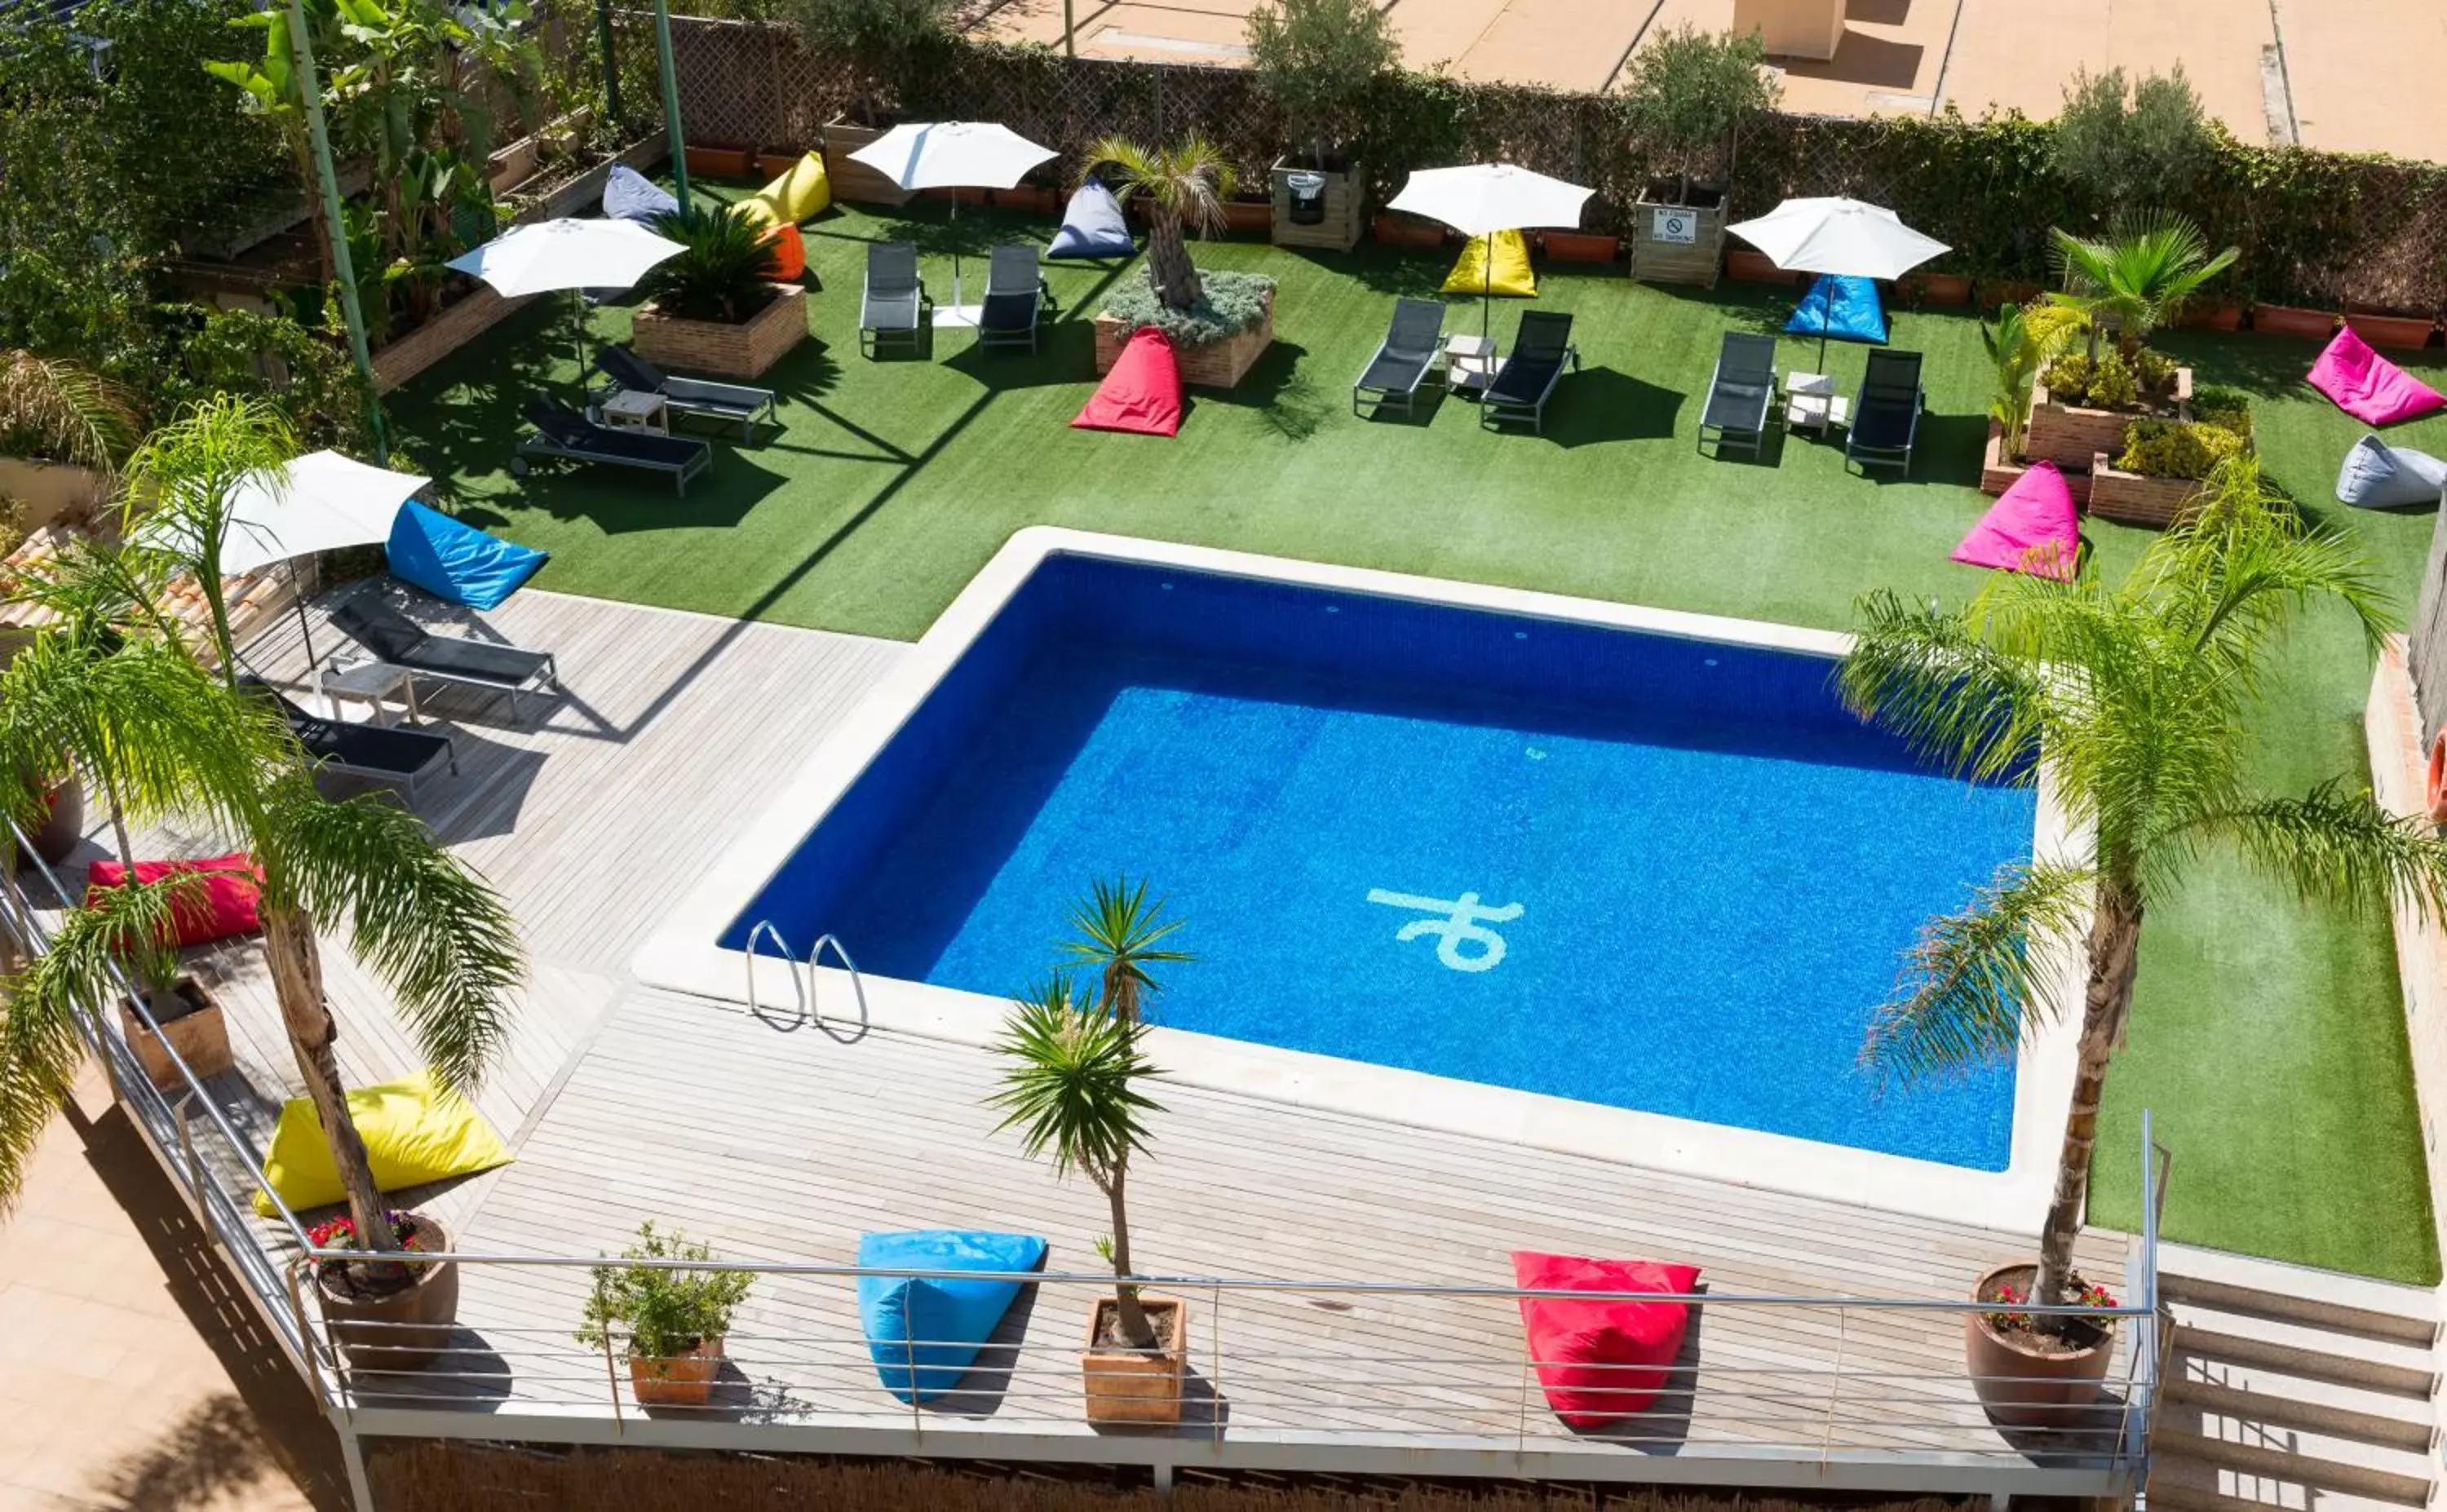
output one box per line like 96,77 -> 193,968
203,4 -> 340,283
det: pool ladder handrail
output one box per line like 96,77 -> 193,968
742,922 -> 870,1041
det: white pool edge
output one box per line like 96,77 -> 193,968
636,528 -> 2087,1236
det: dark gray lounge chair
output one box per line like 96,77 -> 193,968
978,245 -> 1053,354
241,675 -> 456,799
330,597 -> 559,723
594,345 -> 777,443
1699,332 -> 1779,459
861,241 -> 931,356
1352,298 -> 1446,418
1480,312 -> 1579,433
514,396 -> 711,496
1847,349 -> 1925,475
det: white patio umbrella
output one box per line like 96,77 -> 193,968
191,450 -> 431,672
1725,196 -> 1949,365
1387,163 -> 1594,337
445,217 -> 684,387
849,122 -> 1057,326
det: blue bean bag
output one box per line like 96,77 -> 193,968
858,1230 -> 1047,1404
2335,433 -> 2447,510
1047,181 -> 1133,260
1785,273 -> 1887,344
602,164 -> 679,228
384,502 -> 547,610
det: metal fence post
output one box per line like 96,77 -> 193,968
1821,1304 -> 1849,1463
1208,1280 -> 1222,1441
595,0 -> 623,127
595,1268 -> 624,1429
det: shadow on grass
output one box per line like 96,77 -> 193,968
1542,368 -> 1687,446
1914,411 -> 1993,488
941,318 -> 1101,391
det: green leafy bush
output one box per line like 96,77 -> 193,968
2052,66 -> 2215,221
785,0 -> 955,124
2192,382 -> 2255,440
576,1222 -> 754,1360
2117,418 -> 2246,480
1102,267 -> 1276,347
2042,348 -> 2141,410
2132,349 -> 2177,391
1245,0 -> 1399,168
1616,25 -> 1777,205
639,206 -> 783,323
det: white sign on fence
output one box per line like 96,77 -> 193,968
1650,206 -> 1698,245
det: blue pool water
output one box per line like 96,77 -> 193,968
726,556 -> 2033,1169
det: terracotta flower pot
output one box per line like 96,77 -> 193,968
2179,302 -> 2245,332
2346,311 -> 2439,351
314,1214 -> 461,1373
1540,231 -> 1620,265
1963,1262 -> 2117,1430
631,1337 -> 725,1408
754,150 -> 811,179
2252,303 -> 2339,339
1909,271 -> 1972,306
1371,212 -> 1445,249
1977,279 -> 2044,311
683,145 -> 755,180
1220,200 -> 1272,235
1725,248 -> 1792,285
1081,1294 -> 1189,1426
993,185 -> 1060,216
19,772 -> 82,867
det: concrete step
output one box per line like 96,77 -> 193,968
2156,1401 -> 2436,1505
2171,1302 -> 2439,1397
2148,1446 -> 2430,1512
2160,1244 -> 2440,1347
2167,1350 -> 2437,1451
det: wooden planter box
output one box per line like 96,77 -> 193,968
2089,453 -> 2206,529
1372,212 -> 1446,249
1092,290 -> 1274,390
1081,1296 -> 1188,1426
121,982 -> 232,1091
1726,248 -> 1793,285
684,144 -> 755,179
1980,419 -> 2094,503
1220,200 -> 1272,236
1540,231 -> 1619,265
2021,369 -> 2190,472
821,121 -> 913,207
2253,303 -> 2338,339
489,108 -> 593,194
1629,194 -> 1724,288
631,284 -> 808,380
372,285 -> 539,394
1270,158 -> 1365,251
2347,311 -> 2438,350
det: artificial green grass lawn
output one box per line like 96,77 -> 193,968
392,198 -> 2447,1284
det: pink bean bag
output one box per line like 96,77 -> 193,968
2308,325 -> 2445,426
1072,328 -> 1184,437
1512,1251 -> 1701,1428
1954,462 -> 2078,580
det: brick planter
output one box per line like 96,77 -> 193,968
373,285 -> 540,393
2021,369 -> 2189,472
1093,291 -> 1274,390
1980,419 -> 2093,503
631,284 -> 808,379
2088,453 -> 2206,528
1269,159 -> 1365,252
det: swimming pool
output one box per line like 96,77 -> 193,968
708,544 -> 2039,1173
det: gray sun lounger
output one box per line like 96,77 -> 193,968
594,345 -> 777,443
1847,348 -> 1926,475
515,396 -> 711,495
1699,332 -> 1780,459
330,597 -> 559,724
978,244 -> 1054,354
1352,298 -> 1446,418
1480,311 -> 1579,433
241,675 -> 457,799
861,241 -> 931,356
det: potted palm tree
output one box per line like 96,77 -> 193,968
1839,458 -> 2447,1427
12,871 -> 236,1093
1246,0 -> 1396,251
0,349 -> 138,528
1061,876 -> 1193,1026
2024,215 -> 2236,474
577,1222 -> 754,1408
1085,138 -> 1277,390
1618,25 -> 1776,287
631,205 -> 806,381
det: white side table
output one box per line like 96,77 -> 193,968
319,660 -> 421,727
1445,334 -> 1499,395
1785,370 -> 1850,435
600,388 -> 670,436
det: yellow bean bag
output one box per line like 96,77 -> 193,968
1443,229 -> 1535,298
736,151 -> 831,230
254,1069 -> 511,1217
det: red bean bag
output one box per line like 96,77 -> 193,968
1512,1251 -> 1701,1428
2308,325 -> 2446,427
86,853 -> 264,946
1073,327 -> 1184,437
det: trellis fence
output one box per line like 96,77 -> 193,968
620,14 -> 2447,315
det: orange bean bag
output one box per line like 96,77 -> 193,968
762,222 -> 806,281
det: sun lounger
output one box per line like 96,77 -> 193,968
1352,298 -> 1446,418
594,345 -> 777,443
1699,332 -> 1779,459
330,596 -> 559,724
1480,311 -> 1579,433
861,241 -> 931,356
978,244 -> 1053,354
514,396 -> 710,495
241,674 -> 457,799
1847,348 -> 1926,475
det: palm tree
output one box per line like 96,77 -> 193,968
0,351 -> 139,472
987,975 -> 1166,1348
1060,877 -> 1193,1026
118,393 -> 298,684
1839,457 -> 2447,1323
2047,214 -> 2237,356
1983,302 -> 2087,458
1081,137 -> 1235,312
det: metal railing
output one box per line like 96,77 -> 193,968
741,920 -> 869,1040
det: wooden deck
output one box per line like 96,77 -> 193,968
80,584 -> 2139,1487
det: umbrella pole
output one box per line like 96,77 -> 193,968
949,196 -> 963,319
1483,237 -> 1492,340
290,559 -> 320,684
573,288 -> 588,399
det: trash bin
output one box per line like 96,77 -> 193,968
1286,170 -> 1327,226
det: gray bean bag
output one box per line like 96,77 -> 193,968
1047,181 -> 1133,260
603,164 -> 679,227
2336,433 -> 2447,510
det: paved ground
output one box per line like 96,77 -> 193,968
978,0 -> 2447,158
0,1072 -> 342,1512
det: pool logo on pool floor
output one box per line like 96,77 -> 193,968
1365,888 -> 1523,972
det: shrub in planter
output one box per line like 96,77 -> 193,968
784,0 -> 954,126
2047,214 -> 2237,356
310,1209 -> 462,1372
1100,267 -> 1274,350
1082,136 -> 1235,312
577,1222 -> 754,1408
1985,302 -> 2086,458
2190,383 -> 2254,442
1619,25 -> 1774,285
1246,0 -> 1394,250
640,206 -> 784,324
2117,417 -> 2246,480
2042,349 -> 2140,411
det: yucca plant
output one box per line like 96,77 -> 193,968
988,975 -> 1166,1348
0,351 -> 140,472
640,206 -> 784,325
1081,137 -> 1234,312
1840,456 -> 2447,1325
1060,877 -> 1193,1026
2047,214 -> 2237,355
1984,302 -> 2086,457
